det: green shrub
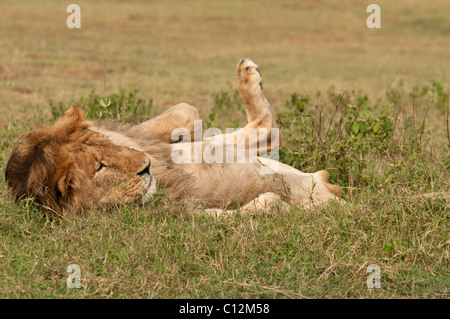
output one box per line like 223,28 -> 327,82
276,85 -> 448,191
49,88 -> 154,124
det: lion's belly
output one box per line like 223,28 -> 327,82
179,161 -> 280,209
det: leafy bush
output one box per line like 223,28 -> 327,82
49,88 -> 154,124
276,85 -> 448,191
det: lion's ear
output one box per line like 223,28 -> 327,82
50,104 -> 89,139
64,104 -> 85,122
51,161 -> 81,214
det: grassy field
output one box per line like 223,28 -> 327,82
0,0 -> 449,299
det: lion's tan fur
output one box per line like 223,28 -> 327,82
5,58 -> 343,216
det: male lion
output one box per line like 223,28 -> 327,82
5,59 -> 343,216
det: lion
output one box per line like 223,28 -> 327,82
5,58 -> 343,216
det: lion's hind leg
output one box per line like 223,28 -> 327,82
203,192 -> 289,217
134,103 -> 200,143
232,58 -> 281,155
236,58 -> 275,130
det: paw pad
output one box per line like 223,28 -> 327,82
237,58 -> 262,87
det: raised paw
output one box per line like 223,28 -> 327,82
237,58 -> 263,91
233,58 -> 281,153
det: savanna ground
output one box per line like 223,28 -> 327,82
0,0 -> 449,299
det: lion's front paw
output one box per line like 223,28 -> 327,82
237,58 -> 263,91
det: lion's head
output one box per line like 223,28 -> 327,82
5,105 -> 156,216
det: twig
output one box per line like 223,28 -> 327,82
314,102 -> 325,153
315,101 -> 323,137
418,106 -> 429,148
392,111 -> 399,137
312,116 -> 322,144
338,105 -> 345,140
411,88 -> 419,146
132,103 -> 141,124
325,92 -> 344,139
391,110 -> 399,150
314,103 -> 322,140
40,204 -> 71,222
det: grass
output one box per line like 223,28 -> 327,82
0,84 -> 448,299
0,0 -> 449,299
1,188 -> 448,298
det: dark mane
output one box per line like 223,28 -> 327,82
5,105 -> 88,213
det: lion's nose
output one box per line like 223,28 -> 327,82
137,162 -> 151,176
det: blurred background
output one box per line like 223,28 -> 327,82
0,0 -> 449,124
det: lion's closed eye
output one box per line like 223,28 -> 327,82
96,163 -> 107,172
